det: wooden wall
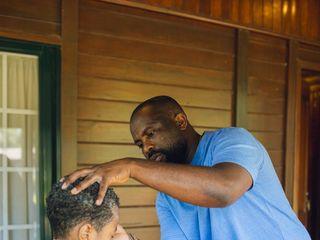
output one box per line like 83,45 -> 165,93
126,0 -> 320,41
78,0 -> 234,237
0,0 -> 61,44
1,0 -> 320,239
247,33 -> 287,182
299,43 -> 320,64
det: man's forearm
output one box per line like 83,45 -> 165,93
62,157 -> 251,207
129,159 -> 251,207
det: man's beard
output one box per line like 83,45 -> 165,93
148,139 -> 188,164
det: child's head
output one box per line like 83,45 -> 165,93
46,178 -> 119,240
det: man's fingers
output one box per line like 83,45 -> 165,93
70,174 -> 99,194
95,182 -> 109,205
61,168 -> 93,189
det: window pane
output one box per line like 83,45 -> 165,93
0,113 -> 2,167
7,114 -> 38,168
0,114 -> 3,238
8,229 -> 39,240
8,172 -> 27,225
7,56 -> 38,110
28,228 -> 39,239
9,230 -> 28,240
0,172 -> 2,226
8,172 -> 39,226
0,55 -> 2,107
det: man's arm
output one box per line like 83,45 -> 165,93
62,158 -> 252,207
131,160 -> 252,207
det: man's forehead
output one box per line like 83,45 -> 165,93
133,103 -> 175,119
132,105 -> 162,121
130,107 -> 168,136
130,112 -> 161,131
138,104 -> 159,113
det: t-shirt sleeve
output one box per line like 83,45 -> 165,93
156,194 -> 188,240
212,128 -> 263,184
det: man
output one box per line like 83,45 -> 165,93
47,178 -> 138,240
62,96 -> 310,239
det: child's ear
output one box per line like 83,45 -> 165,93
78,223 -> 95,240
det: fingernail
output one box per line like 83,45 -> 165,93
61,183 -> 67,189
59,177 -> 64,182
71,188 -> 78,194
96,199 -> 102,205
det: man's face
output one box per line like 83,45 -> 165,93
130,106 -> 188,164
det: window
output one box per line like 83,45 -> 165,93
0,38 -> 60,240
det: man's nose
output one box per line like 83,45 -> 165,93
143,142 -> 154,157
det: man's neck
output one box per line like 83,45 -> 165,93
185,129 -> 202,164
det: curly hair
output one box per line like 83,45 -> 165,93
46,178 -> 119,239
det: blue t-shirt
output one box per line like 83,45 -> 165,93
156,128 -> 310,240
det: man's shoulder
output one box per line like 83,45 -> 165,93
202,127 -> 257,149
204,127 -> 250,138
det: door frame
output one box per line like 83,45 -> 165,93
292,60 -> 320,211
285,40 -> 320,222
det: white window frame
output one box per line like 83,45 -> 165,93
0,52 -> 40,239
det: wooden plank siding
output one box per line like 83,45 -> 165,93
246,32 -> 288,182
0,0 -> 61,44
299,43 -> 320,64
2,0 -> 320,238
78,0 -> 235,236
60,0 -> 79,176
121,0 -> 320,42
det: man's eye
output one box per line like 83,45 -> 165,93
147,131 -> 155,138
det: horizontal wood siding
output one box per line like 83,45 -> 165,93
78,0 -> 235,238
1,0 -> 320,238
247,32 -> 288,182
0,0 -> 61,44
123,0 -> 320,41
299,43 -> 320,63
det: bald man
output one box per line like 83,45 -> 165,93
62,96 -> 310,240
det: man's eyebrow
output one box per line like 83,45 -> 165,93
142,126 -> 153,136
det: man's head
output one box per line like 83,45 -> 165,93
46,178 -> 120,240
130,96 -> 191,164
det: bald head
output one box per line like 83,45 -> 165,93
130,96 -> 184,123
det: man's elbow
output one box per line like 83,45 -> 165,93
205,187 -> 240,208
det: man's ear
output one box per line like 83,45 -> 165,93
175,113 -> 188,130
78,223 -> 95,240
